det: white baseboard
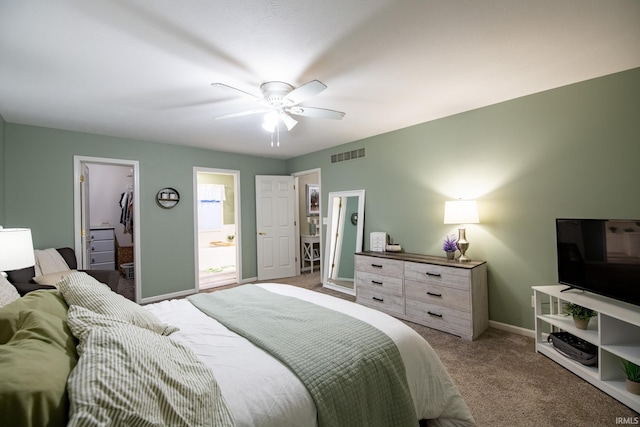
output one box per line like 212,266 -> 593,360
489,320 -> 535,338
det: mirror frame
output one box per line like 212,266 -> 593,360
323,189 -> 365,295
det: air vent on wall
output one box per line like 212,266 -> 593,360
331,148 -> 365,164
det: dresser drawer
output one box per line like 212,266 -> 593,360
356,286 -> 404,316
90,228 -> 114,241
405,299 -> 471,336
90,261 -> 115,270
90,240 -> 113,253
356,270 -> 403,297
405,280 -> 470,312
90,251 -> 114,264
356,256 -> 403,276
404,261 -> 470,290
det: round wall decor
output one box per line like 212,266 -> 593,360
351,212 -> 358,225
156,187 -> 180,209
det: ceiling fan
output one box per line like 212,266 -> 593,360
210,80 -> 345,132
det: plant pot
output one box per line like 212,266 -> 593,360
626,379 -> 640,395
445,251 -> 456,260
573,317 -> 590,330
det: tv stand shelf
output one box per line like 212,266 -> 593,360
533,285 -> 640,413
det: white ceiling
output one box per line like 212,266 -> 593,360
1,1 -> 639,160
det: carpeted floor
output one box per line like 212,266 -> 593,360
120,273 -> 640,426
255,273 -> 640,427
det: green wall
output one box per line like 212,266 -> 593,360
4,125 -> 286,298
3,68 -> 638,329
0,114 -> 5,225
287,68 -> 640,330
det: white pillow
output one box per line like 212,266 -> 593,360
33,248 -> 70,276
33,270 -> 78,287
0,275 -> 20,308
58,272 -> 178,336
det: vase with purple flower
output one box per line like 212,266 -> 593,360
443,234 -> 458,260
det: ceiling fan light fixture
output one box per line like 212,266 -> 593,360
262,110 -> 279,132
211,79 -> 344,146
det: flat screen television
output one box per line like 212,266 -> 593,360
556,218 -> 640,307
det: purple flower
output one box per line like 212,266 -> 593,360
443,234 -> 458,252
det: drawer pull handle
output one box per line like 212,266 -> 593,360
372,296 -> 384,302
426,292 -> 442,298
371,280 -> 383,285
428,311 -> 443,318
371,264 -> 383,268
426,272 -> 442,278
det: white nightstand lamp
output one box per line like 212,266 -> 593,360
444,200 -> 479,262
0,227 -> 35,276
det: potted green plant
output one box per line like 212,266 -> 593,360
442,234 -> 457,260
622,359 -> 640,395
564,303 -> 596,330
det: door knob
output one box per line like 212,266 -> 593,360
258,232 -> 266,235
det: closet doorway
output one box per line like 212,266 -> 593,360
73,156 -> 141,302
193,167 -> 241,290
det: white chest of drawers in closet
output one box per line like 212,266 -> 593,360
355,251 -> 488,340
89,227 -> 115,270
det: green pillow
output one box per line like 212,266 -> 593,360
0,309 -> 78,427
0,290 -> 69,344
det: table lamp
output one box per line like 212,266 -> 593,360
443,200 -> 479,262
0,227 -> 35,276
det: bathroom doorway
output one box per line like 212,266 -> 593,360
193,167 -> 241,290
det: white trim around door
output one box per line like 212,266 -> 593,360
73,156 -> 141,303
193,167 -> 241,292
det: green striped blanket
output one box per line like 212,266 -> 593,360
188,285 -> 418,427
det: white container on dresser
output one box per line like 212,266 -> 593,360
89,227 -> 115,270
355,251 -> 488,340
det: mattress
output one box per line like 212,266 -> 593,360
145,283 -> 475,427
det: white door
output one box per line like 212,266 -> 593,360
80,164 -> 91,269
256,175 -> 296,280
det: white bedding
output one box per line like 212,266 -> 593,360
145,283 -> 474,427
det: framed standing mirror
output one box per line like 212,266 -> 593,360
323,189 -> 365,295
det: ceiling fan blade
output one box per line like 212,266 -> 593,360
284,80 -> 327,105
213,108 -> 271,120
280,112 -> 298,131
211,83 -> 266,104
287,106 -> 345,120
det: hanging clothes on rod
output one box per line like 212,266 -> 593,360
119,189 -> 134,234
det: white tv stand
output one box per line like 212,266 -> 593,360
533,285 -> 640,413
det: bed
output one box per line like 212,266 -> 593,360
0,272 -> 475,427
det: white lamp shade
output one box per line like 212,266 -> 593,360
443,200 -> 479,225
0,228 -> 35,271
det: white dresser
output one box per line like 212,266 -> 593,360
89,227 -> 116,270
355,251 -> 488,340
